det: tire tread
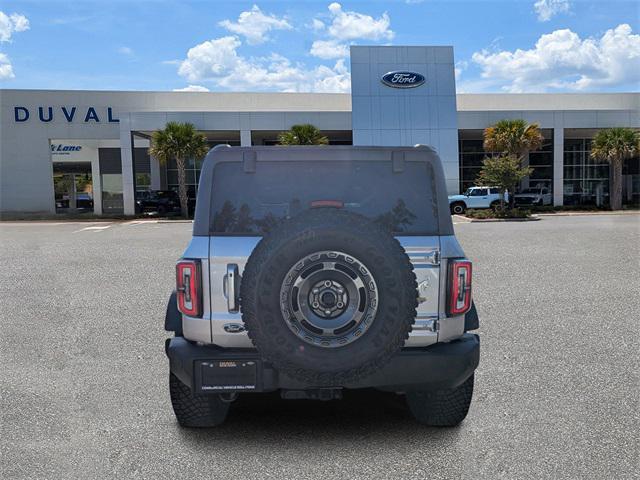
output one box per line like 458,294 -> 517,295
169,373 -> 229,427
406,374 -> 474,427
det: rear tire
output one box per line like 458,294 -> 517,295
169,373 -> 230,428
406,374 -> 474,426
450,202 -> 466,215
490,201 -> 503,212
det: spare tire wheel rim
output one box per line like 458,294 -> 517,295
280,250 -> 379,348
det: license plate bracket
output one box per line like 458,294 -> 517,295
196,359 -> 258,393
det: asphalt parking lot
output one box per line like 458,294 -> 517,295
1,215 -> 638,479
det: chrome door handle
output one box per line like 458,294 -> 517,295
223,264 -> 241,313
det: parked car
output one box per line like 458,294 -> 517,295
55,192 -> 93,210
165,145 -> 480,428
135,190 -> 181,215
514,187 -> 552,206
448,186 -> 507,214
75,192 -> 94,209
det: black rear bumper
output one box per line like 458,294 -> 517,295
166,334 -> 479,394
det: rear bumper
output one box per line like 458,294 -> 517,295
166,333 -> 479,394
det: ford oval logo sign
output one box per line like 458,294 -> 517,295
381,71 -> 425,88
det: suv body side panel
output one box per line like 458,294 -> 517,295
396,236 -> 439,347
208,236 -> 259,348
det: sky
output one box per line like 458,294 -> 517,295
0,0 -> 638,93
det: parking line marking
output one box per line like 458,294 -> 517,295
72,225 -> 112,233
124,220 -> 159,226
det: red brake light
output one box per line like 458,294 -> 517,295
310,200 -> 344,208
176,259 -> 202,317
448,260 -> 472,315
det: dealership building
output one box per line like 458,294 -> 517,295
1,45 -> 638,216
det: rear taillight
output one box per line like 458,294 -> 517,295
310,199 -> 344,208
176,259 -> 202,317
447,260 -> 472,315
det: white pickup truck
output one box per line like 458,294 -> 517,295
448,187 -> 507,214
514,187 -> 552,206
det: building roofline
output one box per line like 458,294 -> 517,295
2,89 -> 637,112
456,92 -> 639,111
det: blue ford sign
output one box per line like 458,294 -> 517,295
381,71 -> 425,88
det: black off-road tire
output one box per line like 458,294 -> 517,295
169,373 -> 229,428
405,374 -> 474,426
240,208 -> 417,386
450,202 -> 466,215
490,201 -> 503,212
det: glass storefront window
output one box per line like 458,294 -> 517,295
136,173 -> 151,191
458,132 -> 553,193
563,138 -> 610,206
101,173 -> 124,214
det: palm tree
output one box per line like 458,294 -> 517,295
278,124 -> 329,145
483,119 -> 544,208
149,122 -> 209,218
483,119 -> 544,159
590,128 -> 640,210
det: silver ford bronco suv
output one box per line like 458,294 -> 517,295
165,145 -> 479,427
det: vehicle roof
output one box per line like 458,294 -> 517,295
192,145 -> 453,237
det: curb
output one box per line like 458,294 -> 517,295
462,216 -> 541,223
535,211 -> 639,217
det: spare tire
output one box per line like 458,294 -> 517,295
240,208 -> 417,385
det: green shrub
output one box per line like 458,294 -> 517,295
465,208 -> 531,219
464,209 -> 496,219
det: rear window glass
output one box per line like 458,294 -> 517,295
210,160 -> 438,235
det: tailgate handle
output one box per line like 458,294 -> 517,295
223,264 -> 241,313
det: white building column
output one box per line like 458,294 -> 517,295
91,151 -> 103,215
119,116 -> 136,215
553,127 -> 564,206
240,129 -> 252,146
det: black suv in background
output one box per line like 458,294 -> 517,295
136,190 -> 198,216
136,190 -> 181,215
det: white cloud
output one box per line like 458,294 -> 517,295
533,0 -> 570,22
0,12 -> 28,79
325,3 -> 393,41
310,39 -> 349,60
173,85 -> 210,92
219,5 -> 291,45
308,3 -> 394,59
178,36 -> 243,82
405,0 -> 425,4
471,24 -> 640,92
177,35 -> 350,92
0,52 -> 14,79
310,18 -> 325,31
0,11 -> 29,42
312,58 -> 351,93
118,46 -> 134,56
